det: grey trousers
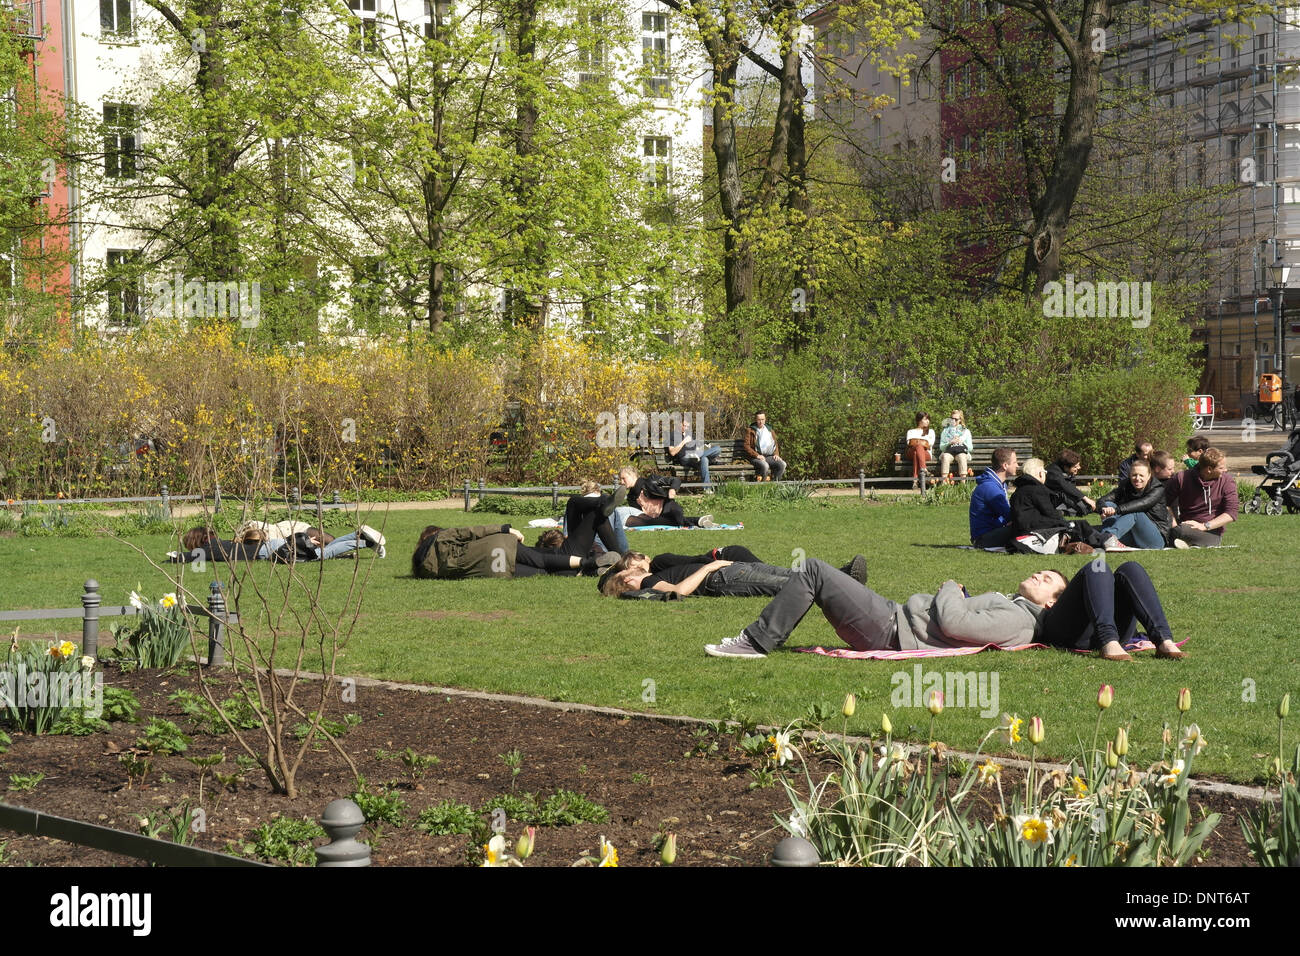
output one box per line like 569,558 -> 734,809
1169,525 -> 1224,547
700,562 -> 798,598
744,558 -> 899,653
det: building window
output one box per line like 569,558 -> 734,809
352,257 -> 385,326
578,10 -> 606,84
103,103 -> 137,179
642,135 -> 670,194
642,13 -> 669,98
424,0 -> 450,39
105,249 -> 141,326
352,145 -> 380,189
101,0 -> 133,38
349,0 -> 380,55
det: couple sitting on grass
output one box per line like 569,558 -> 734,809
704,557 -> 1185,664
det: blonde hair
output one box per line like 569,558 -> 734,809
579,479 -> 601,495
1023,457 -> 1047,481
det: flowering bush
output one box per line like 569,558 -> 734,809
0,634 -> 96,735
107,591 -> 195,670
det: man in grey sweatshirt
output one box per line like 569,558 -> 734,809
705,559 -> 1065,658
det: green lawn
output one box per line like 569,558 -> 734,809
2,496 -> 1296,784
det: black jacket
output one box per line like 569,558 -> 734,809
1045,464 -> 1092,514
1100,477 -> 1172,540
1010,474 -> 1067,533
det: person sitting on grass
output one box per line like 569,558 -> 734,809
1009,458 -> 1115,553
1184,435 -> 1209,470
601,468 -> 715,553
1164,447 -> 1237,548
703,558 -> 1186,662
1045,449 -> 1096,516
1117,439 -> 1153,485
1097,459 -> 1171,550
599,548 -> 866,598
969,447 -> 1017,549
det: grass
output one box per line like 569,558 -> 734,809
0,496 -> 1297,783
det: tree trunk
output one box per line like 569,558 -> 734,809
507,0 -> 543,326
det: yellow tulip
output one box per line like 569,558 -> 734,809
842,693 -> 856,718
1097,684 -> 1114,710
1114,726 -> 1129,757
1028,716 -> 1044,745
927,690 -> 944,715
1177,688 -> 1191,713
880,713 -> 892,735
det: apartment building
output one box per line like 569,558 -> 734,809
6,0 -> 706,334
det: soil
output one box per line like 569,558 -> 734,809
0,666 -> 1260,867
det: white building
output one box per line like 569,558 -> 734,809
30,0 -> 707,334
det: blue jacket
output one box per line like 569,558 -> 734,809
969,469 -> 1011,542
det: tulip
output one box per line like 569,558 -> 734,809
659,832 -> 677,866
1105,741 -> 1119,768
880,713 -> 892,735
1114,726 -> 1129,757
1028,716 -> 1044,745
516,826 -> 536,861
842,693 -> 856,718
1280,694 -> 1290,720
1097,684 -> 1114,710
927,690 -> 944,715
1177,687 -> 1191,713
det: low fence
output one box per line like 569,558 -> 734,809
0,580 -> 237,666
9,485 -> 357,514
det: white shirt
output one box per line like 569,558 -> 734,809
906,428 -> 935,446
755,425 -> 775,455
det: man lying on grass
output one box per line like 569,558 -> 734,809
600,547 -> 867,599
705,558 -> 1186,662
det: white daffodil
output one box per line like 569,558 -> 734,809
481,834 -> 509,867
976,759 -> 1002,785
1180,724 -> 1207,756
768,731 -> 800,767
598,836 -> 619,867
159,593 -> 178,610
876,743 -> 908,770
1158,759 -> 1185,788
128,591 -> 145,610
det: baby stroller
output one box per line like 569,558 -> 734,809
1247,429 -> 1300,515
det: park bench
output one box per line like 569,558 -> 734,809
891,434 -> 1034,479
631,438 -> 756,483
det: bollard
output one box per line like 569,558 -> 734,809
552,481 -> 559,509
858,469 -> 865,499
291,486 -> 302,509
771,836 -> 819,867
316,799 -> 370,867
464,479 -> 471,512
213,483 -> 222,511
478,478 -> 485,502
160,484 -> 171,514
206,582 -> 226,667
80,579 -> 101,659
332,490 -> 341,505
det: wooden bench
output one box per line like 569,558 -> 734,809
892,434 -> 1034,478
631,438 -> 757,483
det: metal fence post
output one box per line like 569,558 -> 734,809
80,580 -> 100,659
332,490 -> 341,505
214,483 -> 222,511
316,799 -> 370,867
552,481 -> 559,509
160,484 -> 170,514
478,478 -> 485,503
858,469 -> 865,499
206,582 -> 226,667
291,486 -> 301,510
464,479 -> 471,512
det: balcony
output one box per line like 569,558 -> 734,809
4,1 -> 42,41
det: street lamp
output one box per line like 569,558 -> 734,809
1267,258 -> 1290,382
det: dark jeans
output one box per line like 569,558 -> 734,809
1037,561 -> 1173,650
1170,525 -> 1225,547
744,558 -> 898,653
514,545 -> 575,576
973,525 -> 1017,549
700,562 -> 798,598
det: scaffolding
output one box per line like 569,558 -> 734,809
4,1 -> 43,41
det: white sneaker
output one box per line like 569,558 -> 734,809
1103,535 -> 1124,551
704,633 -> 766,658
697,514 -> 716,529
358,524 -> 387,558
1173,537 -> 1191,550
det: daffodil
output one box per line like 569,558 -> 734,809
598,836 -> 618,867
876,742 -> 908,770
1000,713 -> 1023,745
976,759 -> 1002,785
47,640 -> 76,659
1064,854 -> 1079,867
481,834 -> 509,867
1180,724 -> 1207,756
129,591 -> 145,610
80,655 -> 96,671
1071,775 -> 1088,798
1013,813 -> 1054,845
160,593 -> 178,610
1158,759 -> 1185,788
768,731 -> 800,767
